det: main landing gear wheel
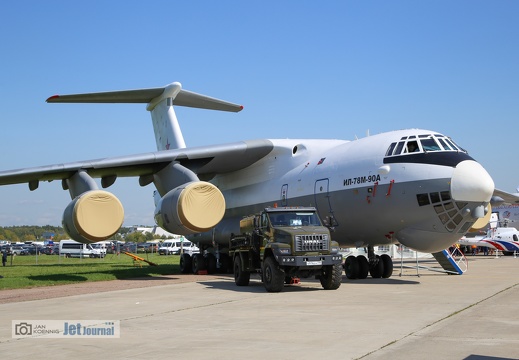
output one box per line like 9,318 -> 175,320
344,255 -> 359,279
344,245 -> 395,280
207,253 -> 217,274
357,255 -> 369,279
179,253 -> 192,274
368,254 -> 394,279
369,255 -> 384,278
192,253 -> 206,274
380,254 -> 393,278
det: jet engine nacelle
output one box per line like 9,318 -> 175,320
155,181 -> 226,235
62,190 -> 124,244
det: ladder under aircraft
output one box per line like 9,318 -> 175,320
431,248 -> 467,275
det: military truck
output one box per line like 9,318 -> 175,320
229,207 -> 343,292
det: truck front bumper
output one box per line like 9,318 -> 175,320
276,254 -> 342,267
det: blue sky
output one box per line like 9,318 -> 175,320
0,1 -> 518,226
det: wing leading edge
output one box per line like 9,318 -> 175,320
0,139 -> 274,190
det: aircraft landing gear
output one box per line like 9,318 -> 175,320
344,246 -> 393,280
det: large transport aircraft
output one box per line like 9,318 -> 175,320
0,81 -> 515,279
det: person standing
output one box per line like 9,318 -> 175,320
2,250 -> 7,266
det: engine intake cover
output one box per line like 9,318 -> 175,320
63,190 -> 124,243
155,181 -> 225,235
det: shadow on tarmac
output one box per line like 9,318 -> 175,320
198,274 -> 421,293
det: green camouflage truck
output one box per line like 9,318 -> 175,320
229,207 -> 343,292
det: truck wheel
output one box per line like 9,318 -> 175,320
180,253 -> 192,274
263,257 -> 284,292
320,263 -> 342,290
234,256 -> 250,286
192,253 -> 206,274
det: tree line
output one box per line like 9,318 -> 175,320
0,225 -> 170,243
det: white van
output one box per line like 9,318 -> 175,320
90,241 -> 110,256
158,240 -> 199,255
59,240 -> 102,258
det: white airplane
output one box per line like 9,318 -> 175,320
459,205 -> 519,255
458,211 -> 519,255
458,226 -> 519,255
0,81 -> 510,278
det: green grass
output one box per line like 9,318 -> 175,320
0,253 -> 181,290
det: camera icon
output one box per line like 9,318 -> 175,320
15,322 -> 32,336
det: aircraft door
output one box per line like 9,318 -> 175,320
314,178 -> 338,228
280,184 -> 288,206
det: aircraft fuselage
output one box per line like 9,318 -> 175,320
192,129 -> 494,253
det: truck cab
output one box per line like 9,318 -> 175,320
230,207 -> 343,292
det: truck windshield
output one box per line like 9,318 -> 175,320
269,211 -> 322,226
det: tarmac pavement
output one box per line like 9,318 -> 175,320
0,255 -> 518,360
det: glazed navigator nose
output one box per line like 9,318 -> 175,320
450,160 -> 494,202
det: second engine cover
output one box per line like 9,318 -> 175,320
63,190 -> 124,244
155,181 -> 226,235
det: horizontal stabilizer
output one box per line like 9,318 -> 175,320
46,82 -> 243,113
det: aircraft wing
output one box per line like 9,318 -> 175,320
0,139 -> 274,189
492,189 -> 519,205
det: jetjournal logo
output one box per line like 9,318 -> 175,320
12,320 -> 120,338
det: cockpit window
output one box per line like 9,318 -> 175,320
386,142 -> 397,156
394,141 -> 405,155
437,138 -> 452,150
421,138 -> 441,152
385,134 -> 468,157
448,138 -> 466,152
405,141 -> 420,153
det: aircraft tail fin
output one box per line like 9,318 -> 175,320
47,82 -> 243,150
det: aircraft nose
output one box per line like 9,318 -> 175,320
450,160 -> 494,202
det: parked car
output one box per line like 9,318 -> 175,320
42,245 -> 58,255
122,243 -> 137,253
10,245 -> 28,255
137,243 -> 159,253
24,245 -> 44,255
